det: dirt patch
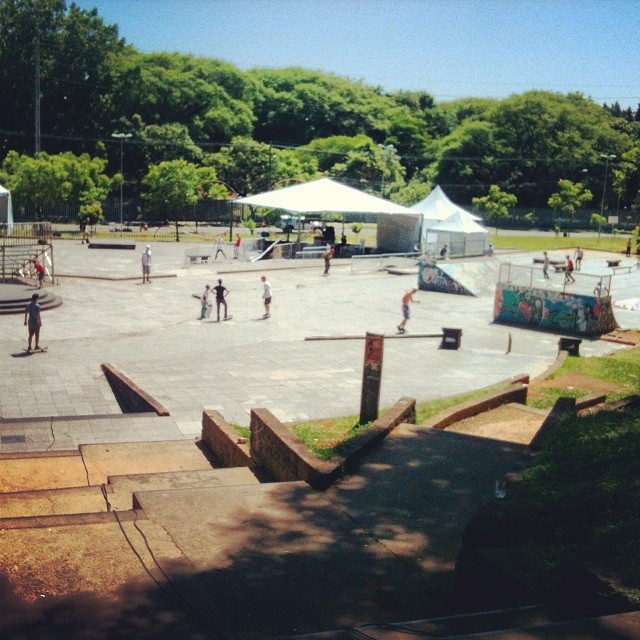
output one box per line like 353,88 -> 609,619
602,329 -> 640,346
446,404 -> 546,445
532,372 -> 621,394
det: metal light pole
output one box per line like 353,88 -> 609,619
599,154 -> 616,240
112,133 -> 132,236
377,144 -> 396,197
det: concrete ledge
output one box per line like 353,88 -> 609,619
531,351 -> 568,383
101,363 -> 170,416
422,382 -> 529,431
575,393 -> 607,412
88,241 -> 136,250
250,408 -> 338,489
201,410 -> 252,468
247,398 -> 416,490
0,509 -> 145,530
529,397 -> 576,452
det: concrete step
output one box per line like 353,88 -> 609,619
0,484 -> 108,518
0,439 -> 216,493
80,439 -> 216,485
106,466 -> 260,510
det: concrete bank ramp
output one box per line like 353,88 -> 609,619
420,259 -> 500,297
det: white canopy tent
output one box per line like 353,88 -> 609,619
0,184 -> 14,228
431,211 -> 488,257
411,185 -> 482,247
237,178 -> 421,252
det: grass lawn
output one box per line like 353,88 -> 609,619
466,345 -> 640,605
488,232 -> 634,254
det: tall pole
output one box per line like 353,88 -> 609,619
34,31 -> 41,153
112,133 -> 132,237
599,154 -> 616,240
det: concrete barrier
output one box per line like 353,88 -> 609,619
201,410 -> 251,468
101,363 -> 170,416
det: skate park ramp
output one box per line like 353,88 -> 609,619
419,259 -> 501,297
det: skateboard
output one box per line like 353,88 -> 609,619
25,346 -> 47,353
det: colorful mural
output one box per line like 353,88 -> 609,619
418,261 -> 474,296
494,283 -> 617,336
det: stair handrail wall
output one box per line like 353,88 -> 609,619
1,223 -> 54,285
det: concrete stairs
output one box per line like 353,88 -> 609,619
0,439 -> 260,528
277,607 -> 640,639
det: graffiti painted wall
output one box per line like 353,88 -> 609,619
494,283 -> 617,336
418,261 -> 473,296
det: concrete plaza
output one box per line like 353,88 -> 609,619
1,239 -> 639,453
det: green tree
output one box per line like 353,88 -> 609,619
433,120 -> 499,202
489,91 -> 626,206
547,179 -> 593,234
613,143 -> 640,210
206,137 -> 275,196
142,159 -> 200,240
0,150 -> 111,218
0,0 -> 125,155
472,185 -> 517,229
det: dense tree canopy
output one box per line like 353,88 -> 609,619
1,0 -> 640,223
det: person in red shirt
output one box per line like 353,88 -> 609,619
32,260 -> 46,289
564,255 -> 576,284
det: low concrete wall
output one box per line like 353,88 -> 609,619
248,398 -> 417,490
101,363 -> 170,416
423,382 -> 529,431
201,410 -> 251,468
494,283 -> 617,337
528,397 -> 576,452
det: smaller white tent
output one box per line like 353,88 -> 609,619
432,211 -> 488,257
411,185 -> 482,223
0,184 -> 14,229
411,186 -> 482,247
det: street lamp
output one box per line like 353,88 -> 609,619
377,143 -> 396,197
112,132 -> 132,237
599,154 -> 616,240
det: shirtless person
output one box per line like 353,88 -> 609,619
398,288 -> 419,333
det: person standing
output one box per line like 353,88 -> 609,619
24,293 -> 42,351
625,239 -> 632,257
398,288 -> 419,333
32,260 -> 46,288
565,255 -> 576,283
542,251 -> 550,279
323,244 -> 334,275
141,245 -> 152,283
213,278 -> 229,321
261,275 -> 272,318
439,243 -> 448,259
233,234 -> 241,259
214,237 -> 227,261
199,284 -> 211,320
574,247 -> 584,270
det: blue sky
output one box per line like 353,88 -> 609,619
74,0 -> 639,108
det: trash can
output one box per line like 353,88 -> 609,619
441,328 -> 462,350
558,336 -> 581,356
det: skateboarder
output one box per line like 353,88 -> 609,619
213,279 -> 229,321
24,293 -> 42,351
398,289 -> 419,333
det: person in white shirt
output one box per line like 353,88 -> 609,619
141,245 -> 152,283
261,275 -> 272,318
